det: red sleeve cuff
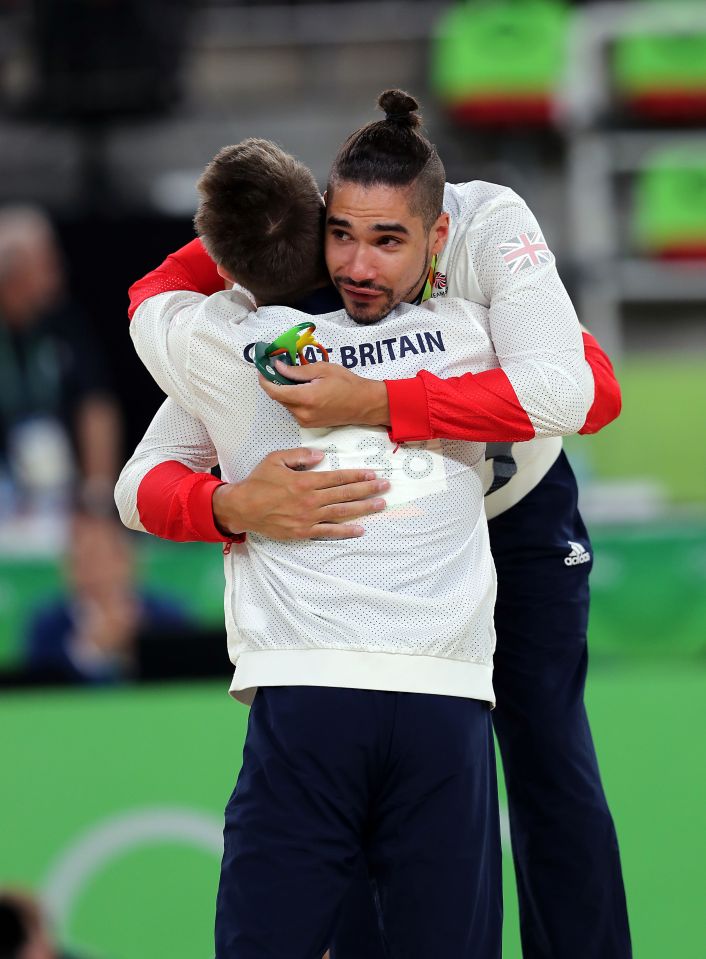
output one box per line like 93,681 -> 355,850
385,376 -> 432,442
185,474 -> 236,542
579,331 -> 622,435
137,462 -> 244,543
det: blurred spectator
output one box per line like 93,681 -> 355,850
23,512 -> 190,684
0,206 -> 121,518
0,888 -> 86,959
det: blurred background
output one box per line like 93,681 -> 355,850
0,1 -> 704,956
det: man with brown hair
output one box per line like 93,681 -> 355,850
124,137 -> 386,543
125,151 -> 509,958
195,139 -> 328,306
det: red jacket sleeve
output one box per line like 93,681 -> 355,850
128,239 -> 223,321
128,242 -> 242,543
385,330 -> 621,443
385,366 -> 535,444
577,331 -> 622,435
136,461 -> 243,544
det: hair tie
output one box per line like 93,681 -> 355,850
386,112 -> 412,121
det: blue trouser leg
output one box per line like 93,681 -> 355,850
489,452 -> 631,958
215,687 -> 367,959
329,868 -> 385,959
216,687 -> 500,959
330,696 -> 502,959
367,694 -> 502,959
330,453 -> 631,959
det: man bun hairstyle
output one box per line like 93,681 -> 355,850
378,89 -> 422,125
328,89 -> 445,230
194,139 -> 326,305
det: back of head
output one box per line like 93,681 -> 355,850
194,139 -> 326,305
328,90 -> 446,230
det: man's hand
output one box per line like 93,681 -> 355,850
212,447 -> 389,540
258,361 -> 390,429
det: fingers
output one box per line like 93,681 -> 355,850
318,496 -> 387,524
258,372 -> 316,402
268,449 -> 384,488
306,490 -> 388,538
272,360 -> 324,381
258,374 -> 297,399
273,447 -> 325,470
308,523 -> 366,540
315,478 -> 389,507
302,467 -> 383,489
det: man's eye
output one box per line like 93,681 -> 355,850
378,236 -> 401,247
331,229 -> 350,241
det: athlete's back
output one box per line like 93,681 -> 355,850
130,287 -> 499,704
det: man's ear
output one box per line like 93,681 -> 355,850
429,212 -> 450,257
322,189 -> 328,206
216,264 -> 236,285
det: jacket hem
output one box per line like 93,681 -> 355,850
227,648 -> 494,707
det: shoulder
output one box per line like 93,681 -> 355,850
423,296 -> 487,321
443,181 -> 528,226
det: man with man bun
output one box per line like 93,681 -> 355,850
118,91 -> 629,958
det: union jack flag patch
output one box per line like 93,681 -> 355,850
498,232 -> 553,274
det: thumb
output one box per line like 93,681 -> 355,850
277,446 -> 325,471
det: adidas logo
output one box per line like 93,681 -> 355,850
564,541 -> 591,566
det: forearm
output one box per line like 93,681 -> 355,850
138,462 -> 235,543
446,189 -> 594,438
116,455 -> 234,543
386,330 -> 618,443
386,366 -> 535,443
114,399 -> 235,543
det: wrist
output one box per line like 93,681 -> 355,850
362,379 -> 390,427
212,483 -> 246,537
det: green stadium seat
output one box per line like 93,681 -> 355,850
430,0 -> 569,127
613,4 -> 706,123
633,146 -> 706,258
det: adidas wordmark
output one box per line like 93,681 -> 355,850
564,541 -> 591,566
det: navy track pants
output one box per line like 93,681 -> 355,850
215,686 -> 501,959
330,452 -> 631,959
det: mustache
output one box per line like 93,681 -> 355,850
334,276 -> 393,296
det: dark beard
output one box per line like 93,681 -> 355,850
335,247 -> 431,326
347,287 -> 396,326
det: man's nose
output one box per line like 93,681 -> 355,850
344,245 -> 376,282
